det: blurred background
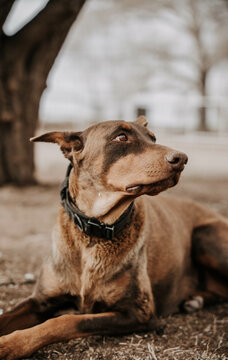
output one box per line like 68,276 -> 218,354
1,2 -> 228,358
2,0 -> 228,183
5,0 -> 228,131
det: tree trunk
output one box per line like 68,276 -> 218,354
198,69 -> 208,131
0,0 -> 86,185
0,36 -> 40,184
198,105 -> 207,132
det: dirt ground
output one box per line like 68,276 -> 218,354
0,176 -> 228,360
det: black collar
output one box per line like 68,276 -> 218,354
60,164 -> 134,240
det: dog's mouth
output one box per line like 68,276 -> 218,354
126,173 -> 181,195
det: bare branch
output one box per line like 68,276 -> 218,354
0,0 -> 15,32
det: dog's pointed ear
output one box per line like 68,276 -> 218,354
135,116 -> 148,127
30,131 -> 83,160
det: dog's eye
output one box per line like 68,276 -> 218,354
115,134 -> 128,142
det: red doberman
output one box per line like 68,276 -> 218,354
0,117 -> 227,359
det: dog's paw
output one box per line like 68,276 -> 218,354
0,335 -> 15,360
0,332 -> 25,360
183,296 -> 204,313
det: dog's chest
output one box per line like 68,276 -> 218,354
76,245 -> 132,313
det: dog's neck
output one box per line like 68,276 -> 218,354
69,169 -> 133,225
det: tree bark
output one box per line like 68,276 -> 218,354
0,0 -> 86,185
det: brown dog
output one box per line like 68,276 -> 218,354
0,116 -> 228,359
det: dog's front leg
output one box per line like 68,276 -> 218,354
0,294 -> 77,336
0,298 -> 42,337
0,311 -> 160,360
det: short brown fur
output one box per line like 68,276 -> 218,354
0,118 -> 227,360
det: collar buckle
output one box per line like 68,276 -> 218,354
74,213 -> 84,232
104,225 -> 115,240
87,220 -> 115,240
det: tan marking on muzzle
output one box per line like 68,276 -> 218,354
105,145 -> 173,191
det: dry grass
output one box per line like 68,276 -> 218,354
33,304 -> 228,359
0,177 -> 228,359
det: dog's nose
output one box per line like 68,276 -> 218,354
165,151 -> 188,170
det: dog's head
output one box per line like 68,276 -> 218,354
31,117 -> 187,199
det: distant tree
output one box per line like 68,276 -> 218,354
154,0 -> 228,130
0,0 -> 86,185
68,0 -> 161,120
67,0 -> 228,130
